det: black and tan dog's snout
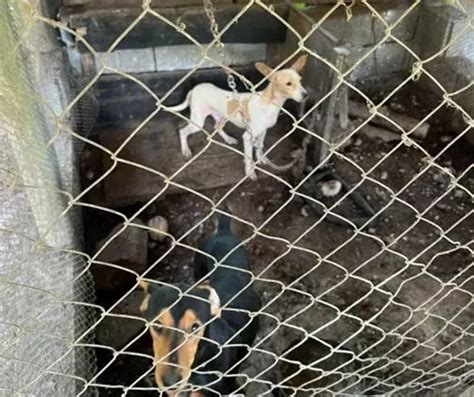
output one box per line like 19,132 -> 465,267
160,348 -> 183,389
162,370 -> 182,388
140,281 -> 219,393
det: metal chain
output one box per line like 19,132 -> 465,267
203,0 -> 237,92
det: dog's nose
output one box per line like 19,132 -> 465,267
163,372 -> 182,388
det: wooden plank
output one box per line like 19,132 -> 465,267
92,115 -> 296,206
61,4 -> 289,52
95,66 -> 264,125
63,0 -> 229,6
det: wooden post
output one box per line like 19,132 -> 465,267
317,46 -> 351,164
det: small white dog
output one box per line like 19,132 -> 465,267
166,55 -> 308,180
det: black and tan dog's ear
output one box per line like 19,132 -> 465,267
255,62 -> 273,77
139,280 -> 151,313
291,54 -> 308,73
208,287 -> 221,318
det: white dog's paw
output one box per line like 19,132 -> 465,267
259,156 -> 269,165
226,136 -> 239,145
246,169 -> 257,180
182,147 -> 192,159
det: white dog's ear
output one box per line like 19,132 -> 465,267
255,62 -> 273,77
291,54 -> 308,73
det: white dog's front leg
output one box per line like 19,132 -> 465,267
243,132 -> 257,180
255,130 -> 268,165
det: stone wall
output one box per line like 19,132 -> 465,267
282,2 -> 420,93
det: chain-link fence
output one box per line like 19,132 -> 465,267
1,0 -> 473,396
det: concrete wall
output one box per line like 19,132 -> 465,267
281,2 -> 420,102
415,1 -> 473,143
96,43 -> 267,74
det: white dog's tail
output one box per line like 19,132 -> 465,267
165,90 -> 192,112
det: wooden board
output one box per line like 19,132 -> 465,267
95,66 -> 264,126
88,114 -> 297,207
61,4 -> 289,52
63,0 -> 229,6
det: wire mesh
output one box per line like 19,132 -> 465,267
1,0 -> 473,396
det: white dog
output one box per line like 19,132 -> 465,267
166,55 -> 308,180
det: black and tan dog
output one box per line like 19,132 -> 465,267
140,210 -> 261,396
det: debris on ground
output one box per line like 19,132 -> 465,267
363,124 -> 403,143
319,179 -> 342,197
147,215 -> 169,242
348,100 -> 430,140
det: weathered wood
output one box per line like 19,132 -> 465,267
237,0 -> 405,3
93,115 -> 296,207
348,100 -> 430,139
363,124 -> 403,142
63,0 -> 229,6
61,4 -> 289,52
95,66 -> 264,126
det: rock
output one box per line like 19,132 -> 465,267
440,135 -> 453,143
375,188 -> 388,199
380,171 -> 388,181
410,95 -> 420,106
258,205 -> 264,213
368,227 -> 376,234
454,189 -> 464,198
93,220 -> 148,291
433,172 -> 447,184
436,203 -> 450,211
364,125 -> 401,143
389,102 -> 405,113
385,233 -> 396,244
95,291 -> 146,350
85,170 -> 94,180
300,206 -> 309,218
147,215 -> 169,242
354,138 -> 362,146
320,180 -> 342,197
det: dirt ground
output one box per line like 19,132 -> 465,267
83,83 -> 473,396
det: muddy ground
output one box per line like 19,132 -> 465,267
82,83 -> 473,396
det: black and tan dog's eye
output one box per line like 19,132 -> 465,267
152,323 -> 164,334
191,322 -> 201,333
